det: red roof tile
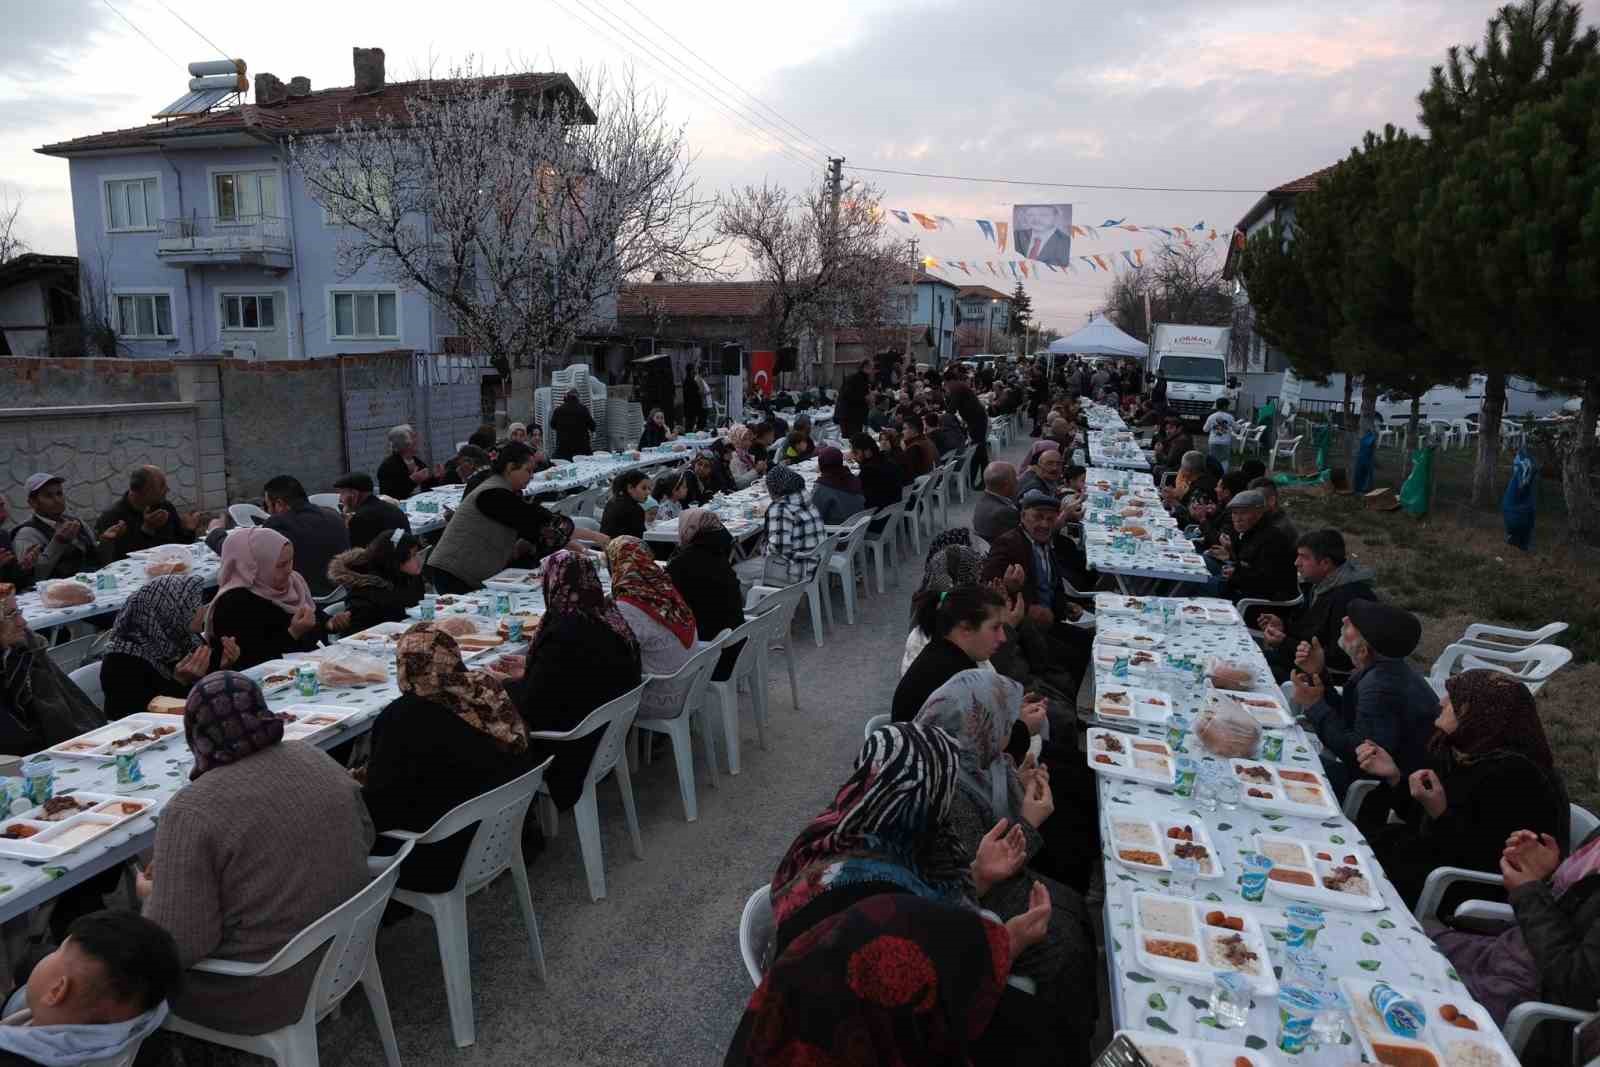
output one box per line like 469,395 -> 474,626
618,282 -> 778,320
1271,165 -> 1337,195
38,72 -> 588,156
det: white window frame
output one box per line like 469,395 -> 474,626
101,173 -> 162,234
326,286 -> 402,342
217,288 -> 286,333
111,288 -> 177,340
206,165 -> 283,227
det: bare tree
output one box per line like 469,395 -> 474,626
0,185 -> 27,265
717,177 -> 907,373
1102,243 -> 1232,340
291,61 -> 719,379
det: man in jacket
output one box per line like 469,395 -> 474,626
1259,529 -> 1378,683
1151,413 -> 1193,474
980,491 -> 1091,685
1016,449 -> 1064,501
375,424 -> 442,501
973,462 -> 1021,543
10,474 -> 103,582
1292,599 -> 1438,797
334,472 -> 411,551
207,476 -> 348,596
92,466 -> 201,561
1210,489 -> 1298,615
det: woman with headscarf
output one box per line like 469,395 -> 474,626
810,446 -> 865,525
756,465 -> 823,585
138,672 -> 372,1034
900,531 -> 994,674
100,574 -> 240,720
1358,669 -> 1569,911
606,537 -> 699,717
0,597 -> 103,759
638,408 -> 676,449
205,527 -> 322,671
501,551 -> 641,810
549,389 -> 596,460
726,425 -> 766,487
362,624 -> 534,892
667,510 -> 745,681
914,670 -> 1097,1034
762,722 -> 1056,1065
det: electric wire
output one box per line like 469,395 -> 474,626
99,0 -> 185,72
848,164 -> 1267,195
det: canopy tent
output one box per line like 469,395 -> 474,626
1046,314 -> 1149,360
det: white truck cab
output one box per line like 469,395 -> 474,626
1149,323 -> 1237,421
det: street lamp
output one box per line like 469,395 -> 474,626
985,298 -> 997,352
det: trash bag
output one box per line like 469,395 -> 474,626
1502,446 -> 1537,550
1313,423 -> 1334,471
1352,431 -> 1377,494
1399,445 -> 1435,517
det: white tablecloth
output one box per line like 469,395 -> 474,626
16,543 -> 221,632
1082,468 -> 1210,587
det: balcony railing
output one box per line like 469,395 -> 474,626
157,215 -> 293,266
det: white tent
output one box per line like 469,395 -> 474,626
1046,314 -> 1149,360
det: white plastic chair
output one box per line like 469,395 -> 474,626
1453,418 -> 1478,450
863,712 -> 891,740
861,503 -> 902,594
308,493 -> 342,511
1501,420 -> 1526,452
899,475 -> 931,558
67,660 -> 104,712
825,514 -> 875,625
382,758 -> 554,1048
1267,434 -> 1303,472
531,685 -> 647,902
950,445 -> 977,505
706,614 -> 770,776
1428,642 -> 1572,695
46,633 -> 100,672
750,582 -> 808,713
739,884 -> 773,987
162,839 -> 416,1067
228,503 -> 269,528
1374,416 -> 1399,450
796,531 -> 842,647
1457,621 -> 1568,654
635,635 -> 727,822
1244,423 -> 1267,455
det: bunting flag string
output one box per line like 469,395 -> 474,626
911,229 -> 1223,287
883,207 -> 1219,261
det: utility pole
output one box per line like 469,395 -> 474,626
822,156 -> 844,392
904,237 -> 918,364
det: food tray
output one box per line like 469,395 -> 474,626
272,703 -> 361,743
1205,687 -> 1295,730
1177,601 -> 1243,626
342,621 -> 413,646
483,568 -> 544,592
1341,977 -> 1512,1067
1087,729 -> 1176,786
1254,833 -> 1386,911
47,715 -> 184,760
1131,891 -> 1278,995
1095,625 -> 1164,651
1093,645 -> 1164,675
0,792 -> 156,861
1106,809 -> 1225,879
244,659 -> 299,695
1095,594 -> 1159,616
1229,759 -> 1338,818
1094,684 -> 1174,726
1116,1029 -> 1271,1067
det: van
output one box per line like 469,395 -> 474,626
1149,323 -> 1237,420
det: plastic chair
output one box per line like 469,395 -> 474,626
899,475 -> 931,558
950,446 -> 977,505
861,503 -> 901,594
863,712 -> 890,740
705,614 -> 771,776
635,635 -> 727,822
46,633 -> 101,672
162,839 -> 416,1067
531,684 -> 646,902
1235,589 -> 1305,637
67,660 -> 104,712
228,503 -> 269,528
1375,416 -> 1398,449
796,531 -> 842,648
308,493 -> 342,511
739,884 -> 773,986
382,758 -> 554,1047
1267,434 -> 1303,473
1457,621 -> 1568,654
825,514 -> 874,625
1428,642 -> 1572,695
1243,424 -> 1267,455
749,582 -> 808,713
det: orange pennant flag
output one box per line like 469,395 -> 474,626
1093,255 -> 1110,271
996,221 -> 1009,251
911,213 -> 940,231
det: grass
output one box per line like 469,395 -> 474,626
1278,441 -> 1600,811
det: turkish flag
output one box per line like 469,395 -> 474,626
750,350 -> 776,396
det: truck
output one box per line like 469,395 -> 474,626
1148,323 -> 1237,421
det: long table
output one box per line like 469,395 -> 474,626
16,542 -> 221,633
1089,593 -> 1517,1065
1082,467 -> 1210,592
640,457 -> 831,545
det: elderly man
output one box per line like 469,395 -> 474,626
981,490 -> 1090,679
376,424 -> 442,500
1208,489 -> 1298,612
1016,448 -> 1064,500
0,495 -> 41,590
1247,475 -> 1298,542
441,444 -> 490,489
93,466 -> 201,561
974,462 -> 1022,543
10,474 -> 103,582
1258,529 -> 1377,683
1290,600 -> 1438,797
334,472 -> 411,550
0,594 -> 104,753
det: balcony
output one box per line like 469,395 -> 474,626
157,215 -> 293,271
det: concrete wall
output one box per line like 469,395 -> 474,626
0,356 -> 183,406
217,359 -> 345,500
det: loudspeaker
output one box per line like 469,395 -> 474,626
720,342 -> 742,375
777,345 -> 799,372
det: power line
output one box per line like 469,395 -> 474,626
99,0 -> 184,71
847,164 -> 1268,195
151,0 -> 232,64
607,0 -> 840,160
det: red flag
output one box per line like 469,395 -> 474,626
749,351 -> 776,396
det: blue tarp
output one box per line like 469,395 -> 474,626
1352,431 -> 1377,493
1502,446 -> 1538,550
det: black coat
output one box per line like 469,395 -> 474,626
600,496 -> 646,539
93,494 -> 196,560
326,549 -> 425,633
100,651 -> 192,721
550,401 -> 595,459
892,638 -> 977,723
206,588 -> 322,671
0,634 -> 105,756
377,453 -> 438,501
857,456 -> 905,511
668,529 -> 745,678
639,422 -> 670,449
514,617 -> 641,809
1510,828 -> 1600,1017
1224,512 -> 1299,606
363,692 -> 535,893
1269,563 -> 1379,684
1304,656 -> 1440,795
347,495 -> 411,552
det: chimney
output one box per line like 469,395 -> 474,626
353,47 -> 385,94
288,76 -> 311,97
254,72 -> 287,106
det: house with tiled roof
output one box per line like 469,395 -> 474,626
37,49 -> 588,360
953,284 -> 1013,356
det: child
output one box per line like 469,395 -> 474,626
652,471 -> 689,522
1202,398 -> 1237,474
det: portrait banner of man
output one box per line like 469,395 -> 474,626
1013,203 -> 1074,267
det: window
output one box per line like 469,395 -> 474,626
105,177 -> 159,232
222,294 -> 276,330
325,169 -> 394,226
114,293 -> 173,338
213,170 -> 279,223
331,290 -> 399,339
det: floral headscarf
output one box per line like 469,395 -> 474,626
728,424 -> 756,467
106,574 -> 204,680
534,550 -> 637,656
396,624 -> 528,752
185,671 -> 283,779
605,536 -> 697,649
914,669 -> 1025,821
918,529 -> 984,597
1434,668 -> 1554,769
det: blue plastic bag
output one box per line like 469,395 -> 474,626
1352,431 -> 1376,494
1502,446 -> 1537,550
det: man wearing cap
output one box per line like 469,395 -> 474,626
93,466 -> 201,561
11,475 -> 103,581
1290,599 -> 1439,797
439,445 -> 489,489
981,491 -> 1092,682
334,473 -> 411,551
1207,488 -> 1298,613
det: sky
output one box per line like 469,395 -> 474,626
0,0 -> 1500,331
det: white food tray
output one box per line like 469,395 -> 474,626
1131,891 -> 1278,995
47,715 -> 184,760
1106,809 -> 1225,880
1205,687 -> 1295,730
482,568 -> 544,592
274,703 -> 362,743
1096,626 -> 1164,651
1087,729 -> 1176,786
1116,1029 -> 1271,1067
1095,684 -> 1175,726
1342,977 -> 1512,1067
1255,833 -> 1386,911
1093,645 -> 1165,675
243,658 -> 300,695
1229,759 -> 1339,818
0,792 -> 156,861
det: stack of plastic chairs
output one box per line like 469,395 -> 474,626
609,401 -> 644,451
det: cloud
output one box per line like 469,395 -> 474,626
0,0 -> 110,80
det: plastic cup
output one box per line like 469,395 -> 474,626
1216,775 -> 1242,811
1174,757 -> 1197,797
1240,851 -> 1273,903
1169,856 -> 1200,898
1277,983 -> 1320,1054
1208,972 -> 1250,1029
1284,904 -> 1326,950
1195,765 -> 1221,813
420,596 -> 436,621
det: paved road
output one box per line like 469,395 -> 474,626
248,443 -> 1021,1067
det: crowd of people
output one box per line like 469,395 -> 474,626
0,352 -> 1591,1065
